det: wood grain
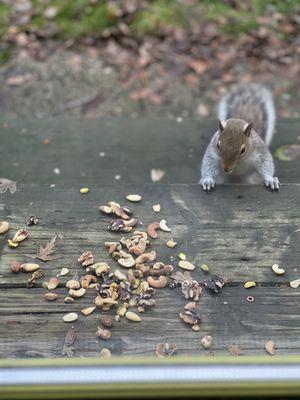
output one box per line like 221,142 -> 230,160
0,184 -> 300,358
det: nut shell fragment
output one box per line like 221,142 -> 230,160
200,335 -> 213,349
166,239 -> 177,248
81,306 -> 96,316
63,312 -> 78,323
12,228 -> 29,243
159,219 -> 171,232
152,204 -> 161,213
47,277 -> 59,290
60,267 -> 69,276
265,340 -> 276,355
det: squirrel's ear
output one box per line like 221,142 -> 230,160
243,122 -> 252,137
218,120 -> 225,132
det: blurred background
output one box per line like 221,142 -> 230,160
0,0 -> 299,120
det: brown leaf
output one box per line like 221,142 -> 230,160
0,178 -> 17,194
227,345 -> 242,356
189,59 -> 208,75
28,233 -> 59,262
62,327 -> 76,357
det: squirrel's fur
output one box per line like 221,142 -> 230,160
200,84 -> 279,191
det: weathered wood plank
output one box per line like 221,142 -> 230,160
1,286 -> 300,358
0,184 -> 299,285
0,118 -> 299,184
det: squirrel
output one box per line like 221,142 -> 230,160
199,84 -> 280,191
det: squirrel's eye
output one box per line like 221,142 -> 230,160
217,140 -> 221,150
240,144 -> 246,155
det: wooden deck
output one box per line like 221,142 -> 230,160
1,183 -> 300,358
0,117 -> 300,359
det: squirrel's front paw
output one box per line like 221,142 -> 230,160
264,176 -> 280,191
199,177 -> 215,192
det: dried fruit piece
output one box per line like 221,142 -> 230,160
126,194 -> 142,202
178,260 -> 195,271
228,345 -> 242,356
155,343 -> 177,358
63,312 -> 78,323
152,204 -> 161,213
96,327 -> 111,339
200,264 -> 209,272
147,276 -> 168,288
99,315 -> 113,328
271,264 -> 285,275
80,188 -> 89,194
47,277 -> 59,290
200,335 -> 213,349
147,222 -> 160,239
20,263 -> 40,273
60,267 -> 69,276
290,279 -> 300,288
166,239 -> 177,248
265,340 -> 276,355
12,228 -> 29,243
10,260 -> 21,273
178,253 -> 186,261
81,306 -> 96,316
44,293 -> 59,301
100,348 -> 112,358
0,221 -> 9,234
125,311 -> 141,322
244,281 -> 256,289
159,219 -> 171,232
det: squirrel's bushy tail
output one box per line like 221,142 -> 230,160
218,84 -> 275,146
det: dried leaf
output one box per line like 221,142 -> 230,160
27,233 -> 59,262
0,178 -> 17,194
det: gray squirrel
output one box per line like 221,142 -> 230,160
200,84 -> 279,191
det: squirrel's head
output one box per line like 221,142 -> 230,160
216,118 -> 252,174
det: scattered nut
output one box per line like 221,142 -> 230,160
290,279 -> 300,288
126,194 -> 142,202
0,221 -> 9,234
7,239 -> 18,248
69,288 -> 86,298
200,264 -> 209,272
44,293 -> 59,301
60,267 -> 69,276
166,239 -> 177,248
147,276 -> 168,288
78,251 -> 94,267
118,256 -> 135,268
100,348 -> 112,358
178,260 -> 195,271
125,311 -> 141,322
81,306 -> 96,316
155,343 -> 177,358
265,340 -> 276,355
64,296 -> 74,304
47,277 -> 59,290
63,312 -> 78,323
26,216 -> 39,226
20,263 -> 40,273
159,219 -> 171,232
178,253 -> 186,260
244,281 -> 256,289
99,315 -> 113,328
10,260 -> 21,273
81,274 -> 97,289
152,204 -> 161,213
271,264 -> 285,275
227,345 -> 242,356
192,324 -> 200,332
96,327 -> 111,340
12,228 -> 29,243
66,279 -> 80,290
200,335 -> 213,349
147,222 -> 160,239
135,250 -> 156,264
80,188 -> 89,194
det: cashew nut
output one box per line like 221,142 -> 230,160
147,276 -> 168,288
118,256 -> 135,268
81,274 -> 97,289
147,222 -> 160,239
159,219 -> 171,232
271,264 -> 285,275
0,221 -> 9,234
135,250 -> 156,264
